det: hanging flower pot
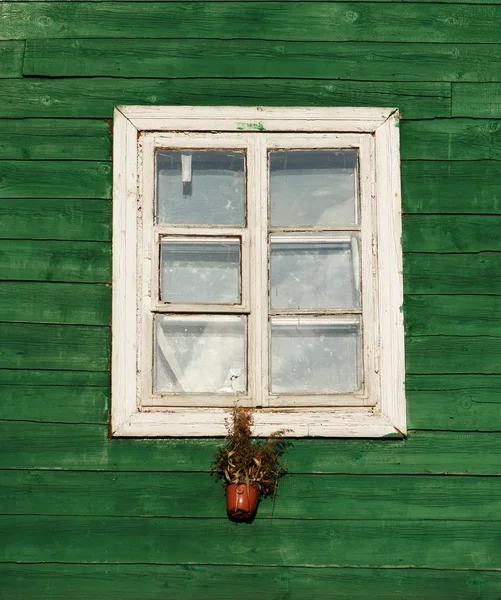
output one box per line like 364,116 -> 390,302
226,483 -> 261,520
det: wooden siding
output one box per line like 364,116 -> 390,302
1,1 -> 501,598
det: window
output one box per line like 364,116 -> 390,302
112,107 -> 405,437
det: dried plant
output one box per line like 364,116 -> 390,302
211,407 -> 289,498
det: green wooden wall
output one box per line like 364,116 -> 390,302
1,2 -> 501,598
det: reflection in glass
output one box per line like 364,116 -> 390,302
160,238 -> 241,304
154,315 -> 247,394
270,150 -> 358,226
156,150 -> 245,225
270,317 -> 361,394
270,233 -> 360,309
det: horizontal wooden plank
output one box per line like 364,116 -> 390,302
2,424 -> 501,475
402,216 -> 501,253
405,253 -> 501,295
0,240 -> 110,283
0,323 -> 109,371
2,470 -> 501,521
452,83 -> 501,118
1,515 -> 500,568
0,161 -> 111,199
0,119 -> 111,161
401,119 -> 501,161
22,39 -> 501,83
407,374 -> 501,432
0,282 -> 110,325
407,335 -> 501,375
404,295 -> 501,336
0,41 -> 23,77
1,565 -> 499,600
4,3 -> 501,43
402,161 -> 501,214
0,199 -> 111,240
0,79 -> 450,120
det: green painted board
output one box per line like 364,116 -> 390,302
0,240 -> 110,282
401,119 -> 501,161
407,374 -> 501,432
3,424 -> 501,475
0,161 -> 111,198
402,161 -> 501,213
0,282 -> 111,324
404,295 -> 501,336
0,79 -> 450,119
0,323 -> 109,371
2,470 -> 501,521
3,3 -> 501,43
1,515 -> 500,568
405,253 -> 501,295
22,39 -> 501,83
402,216 -> 501,253
0,119 -> 111,160
0,199 -> 111,240
0,564 -> 499,600
0,42 -> 24,77
453,83 -> 501,118
0,369 -> 109,387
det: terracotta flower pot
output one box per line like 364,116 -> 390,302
226,483 -> 260,520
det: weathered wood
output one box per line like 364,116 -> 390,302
0,79 -> 450,120
0,282 -> 110,324
402,161 -> 501,214
0,323 -> 109,371
407,374 -> 501,431
0,119 -> 111,160
0,564 -> 499,600
401,119 -> 501,161
402,216 -> 501,253
2,470 -> 501,521
3,3 -> 501,43
404,295 -> 501,336
0,42 -> 24,77
0,199 -> 111,240
452,83 -> 501,118
0,369 -> 109,386
2,424 -> 501,475
0,240 -> 110,282
405,253 -> 501,295
22,39 -> 501,83
0,161 -> 111,199
1,515 -> 500,568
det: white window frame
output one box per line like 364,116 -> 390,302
112,106 -> 405,438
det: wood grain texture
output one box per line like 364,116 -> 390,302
2,470 -> 501,520
0,282 -> 111,324
402,216 -> 501,253
407,374 -> 501,431
453,83 -> 501,118
0,323 -> 109,371
0,161 -> 112,198
0,199 -> 111,240
402,161 -> 501,213
0,240 -> 110,282
4,3 -> 501,42
0,42 -> 24,77
22,39 -> 501,82
0,564 -> 499,600
0,79 -> 450,120
401,119 -> 501,161
0,119 -> 111,161
2,424 -> 501,475
405,253 -> 501,295
2,515 -> 501,568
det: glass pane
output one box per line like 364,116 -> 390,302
154,315 -> 247,394
270,233 -> 360,309
156,150 -> 245,225
270,150 -> 358,226
270,317 -> 361,394
160,237 -> 241,304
